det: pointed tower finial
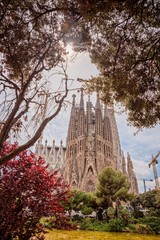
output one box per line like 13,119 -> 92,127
127,152 -> 133,169
104,104 -> 108,118
95,92 -> 101,109
49,139 -> 56,159
87,94 -> 91,125
127,152 -> 131,159
72,94 -> 76,106
79,88 -> 84,109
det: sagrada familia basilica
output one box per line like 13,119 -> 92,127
35,89 -> 139,194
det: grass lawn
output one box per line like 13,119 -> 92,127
45,229 -> 160,240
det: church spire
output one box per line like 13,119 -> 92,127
95,92 -> 101,109
79,88 -> 84,109
122,151 -> 127,175
87,95 -> 92,131
67,94 -> 76,142
104,104 -> 108,118
72,94 -> 76,107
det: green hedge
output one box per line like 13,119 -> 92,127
141,216 -> 160,234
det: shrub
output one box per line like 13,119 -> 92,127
107,207 -> 115,219
141,216 -> 160,234
80,218 -> 109,231
134,223 -> 151,234
132,209 -> 144,219
80,218 -> 94,230
42,216 -> 74,230
81,206 -> 93,216
129,217 -> 140,224
0,142 -> 71,240
126,224 -> 136,232
108,218 -> 124,232
119,207 -> 131,226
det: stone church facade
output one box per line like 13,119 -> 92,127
64,89 -> 138,194
35,89 -> 138,194
35,139 -> 66,174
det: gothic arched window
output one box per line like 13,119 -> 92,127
88,166 -> 93,174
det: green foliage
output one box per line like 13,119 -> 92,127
141,217 -> 160,234
80,218 -> 109,232
81,206 -> 93,216
107,207 -> 115,219
67,190 -> 96,217
66,190 -> 87,212
87,0 -> 160,128
126,224 -> 136,232
96,167 -> 130,208
130,195 -> 144,218
118,207 -> 131,226
41,216 -> 74,230
85,192 -> 98,210
134,224 -> 152,234
108,219 -> 124,232
0,0 -> 160,167
133,210 -> 144,219
155,190 -> 160,208
130,189 -> 160,217
72,214 -> 84,222
41,217 -> 56,230
0,0 -> 159,167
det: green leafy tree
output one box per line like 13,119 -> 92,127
86,1 -> 160,128
85,192 -> 99,212
66,190 -> 98,218
1,0 -> 159,166
0,0 -> 70,166
155,189 -> 160,207
131,189 -> 160,217
66,190 -> 88,217
130,194 -> 144,218
81,206 -> 93,216
96,167 -> 131,217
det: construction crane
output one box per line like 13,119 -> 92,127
140,179 -> 153,192
148,151 -> 160,189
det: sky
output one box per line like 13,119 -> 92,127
42,49 -> 160,193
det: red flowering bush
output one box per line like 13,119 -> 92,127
0,142 -> 71,240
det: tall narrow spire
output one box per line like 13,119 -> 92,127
87,95 -> 93,143
95,92 -> 101,109
67,94 -> 77,142
49,139 -> 55,158
71,94 -> 76,116
122,151 -> 127,175
104,104 -> 108,118
79,88 -> 84,109
64,91 -> 139,194
72,94 -> 76,107
87,95 -> 91,130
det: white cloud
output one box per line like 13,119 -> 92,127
115,112 -> 160,193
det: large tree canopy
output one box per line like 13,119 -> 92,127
86,0 -> 160,128
130,189 -> 160,217
0,0 -> 159,165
